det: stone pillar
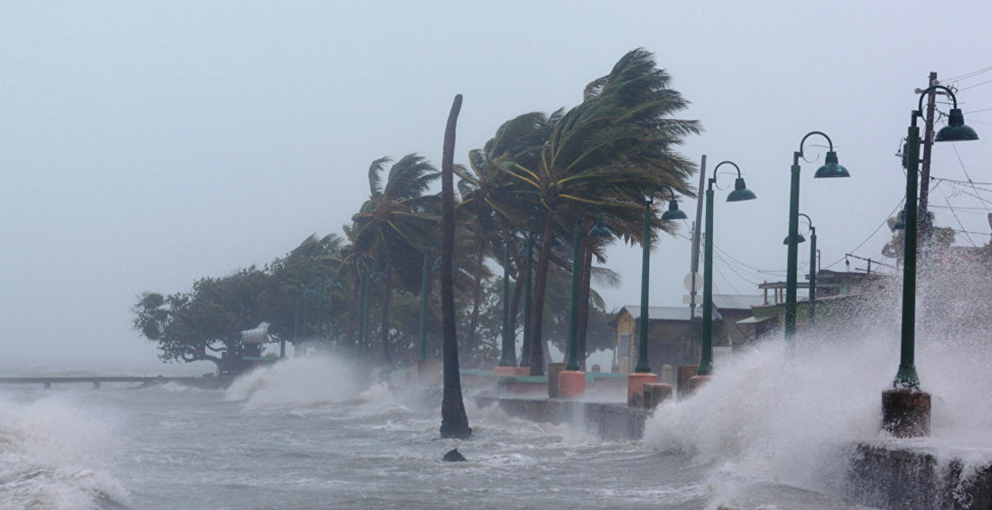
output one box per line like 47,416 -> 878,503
642,383 -> 673,409
882,389 -> 931,438
627,372 -> 659,407
493,366 -> 518,377
676,365 -> 698,399
660,364 -> 674,385
687,374 -> 711,395
547,362 -> 566,398
558,370 -> 586,399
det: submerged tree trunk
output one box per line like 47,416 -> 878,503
528,218 -> 555,376
440,94 -> 471,439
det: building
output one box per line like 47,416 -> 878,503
611,295 -> 764,374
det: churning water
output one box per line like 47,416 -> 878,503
4,266 -> 992,509
0,356 -> 704,510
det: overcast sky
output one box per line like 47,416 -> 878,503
3,1 -> 991,370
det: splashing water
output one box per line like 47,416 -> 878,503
0,393 -> 127,510
224,355 -> 363,409
644,258 -> 992,501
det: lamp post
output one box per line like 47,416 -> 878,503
560,206 -> 612,398
785,132 -> 849,339
695,161 -> 757,384
628,186 -> 687,406
518,232 -> 534,372
883,85 -> 978,437
782,214 -> 816,327
636,186 -> 688,374
496,238 -> 517,371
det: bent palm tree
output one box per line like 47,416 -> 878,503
350,154 -> 440,365
501,48 -> 700,374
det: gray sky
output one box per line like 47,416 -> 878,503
3,1 -> 991,369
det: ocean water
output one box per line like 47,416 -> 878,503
6,266 -> 992,510
0,356 -> 705,510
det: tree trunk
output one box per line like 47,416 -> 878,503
506,243 -> 523,367
440,94 -> 471,439
528,218 -> 555,376
380,266 -> 393,366
463,231 -> 486,363
348,273 -> 360,349
577,244 -> 593,371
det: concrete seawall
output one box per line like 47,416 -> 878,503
848,444 -> 992,510
474,395 -> 648,441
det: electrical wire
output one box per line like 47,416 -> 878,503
958,79 -> 992,92
822,197 -> 906,270
946,65 -> 992,84
940,188 -> 979,247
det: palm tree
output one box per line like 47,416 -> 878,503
500,48 -> 700,375
349,154 -> 440,366
440,94 -> 471,439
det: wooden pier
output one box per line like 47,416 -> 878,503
0,375 -> 229,390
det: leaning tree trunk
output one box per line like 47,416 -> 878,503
528,218 -> 556,376
576,243 -> 593,371
440,94 -> 471,439
379,266 -> 393,367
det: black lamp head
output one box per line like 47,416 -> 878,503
727,177 -> 757,202
935,109 -> 979,142
783,233 -> 806,245
813,151 -> 850,178
588,215 -> 613,238
661,199 -> 689,220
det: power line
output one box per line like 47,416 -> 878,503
823,197 -> 905,270
946,65 -> 992,83
958,79 -> 992,92
941,189 -> 979,247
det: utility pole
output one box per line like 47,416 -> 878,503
688,155 -> 706,356
917,72 -> 939,244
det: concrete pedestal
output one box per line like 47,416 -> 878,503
547,362 -> 566,398
676,365 -> 698,398
627,372 -> 659,407
493,366 -> 518,377
642,383 -> 673,409
687,374 -> 711,395
558,370 -> 586,399
882,389 -> 931,438
416,359 -> 442,386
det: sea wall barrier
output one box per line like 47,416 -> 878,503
848,444 -> 992,510
473,394 -> 648,441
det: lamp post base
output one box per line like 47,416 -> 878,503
627,372 -> 659,407
493,366 -> 517,377
882,389 -> 931,438
558,370 -> 586,399
686,374 -> 712,396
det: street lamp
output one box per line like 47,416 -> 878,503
518,232 -> 534,372
497,238 -> 516,368
883,85 -> 978,437
560,206 -> 612,398
635,186 -> 688,374
782,213 -> 816,327
627,185 -> 687,406
785,132 -> 849,339
358,267 -> 384,359
698,161 -> 757,378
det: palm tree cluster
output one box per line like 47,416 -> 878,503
336,48 -> 700,374
134,48 -> 701,376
